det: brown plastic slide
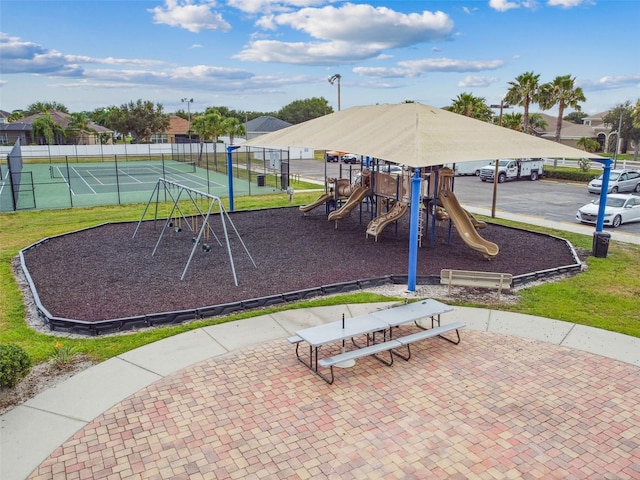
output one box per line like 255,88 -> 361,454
365,201 -> 409,241
438,190 -> 499,258
327,186 -> 371,224
299,193 -> 333,213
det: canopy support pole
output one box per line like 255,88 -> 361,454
407,168 -> 422,292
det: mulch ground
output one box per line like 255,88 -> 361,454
21,206 -> 579,322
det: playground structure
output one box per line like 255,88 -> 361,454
437,169 -> 499,258
133,178 -> 257,283
299,163 -> 499,258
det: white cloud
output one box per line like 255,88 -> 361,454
239,3 -> 454,64
0,34 -> 167,76
228,0 -> 324,15
352,66 -> 414,79
488,0 -> 540,11
457,75 -> 499,87
148,0 -> 231,33
398,57 -> 505,73
235,40 -> 383,65
547,0 -> 592,7
488,0 -> 521,12
583,74 -> 640,90
268,4 -> 453,46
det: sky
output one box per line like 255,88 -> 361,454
1,0 -> 638,117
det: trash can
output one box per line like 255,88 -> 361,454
257,174 -> 265,187
592,231 -> 611,258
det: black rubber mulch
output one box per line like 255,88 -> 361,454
21,206 -> 578,322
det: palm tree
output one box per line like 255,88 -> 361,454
539,75 -> 586,169
192,110 -> 225,165
528,113 -> 548,133
539,75 -> 586,143
447,92 -> 493,121
223,117 -> 245,145
501,112 -> 523,131
577,137 -> 599,153
31,111 -> 63,145
67,112 -> 94,144
504,71 -> 541,135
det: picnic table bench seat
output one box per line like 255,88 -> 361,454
312,321 -> 466,384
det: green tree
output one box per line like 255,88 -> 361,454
504,71 -> 541,134
191,110 -> 225,164
632,99 -> 640,128
31,111 -> 63,145
564,111 -> 587,124
502,112 -> 523,131
105,100 -> 170,143
26,102 -> 68,115
8,110 -> 25,122
539,75 -> 586,143
222,117 -> 245,145
539,75 -> 586,169
446,92 -> 493,121
277,97 -> 332,124
528,113 -> 548,132
577,136 -> 599,153
603,102 -> 636,155
66,112 -> 94,145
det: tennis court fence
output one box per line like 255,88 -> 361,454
1,143 -> 293,211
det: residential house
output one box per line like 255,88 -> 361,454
152,115 -> 198,144
534,111 -> 614,152
244,116 -> 292,140
0,110 -> 113,145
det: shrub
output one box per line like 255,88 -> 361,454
0,344 -> 32,388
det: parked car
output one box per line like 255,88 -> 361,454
342,154 -> 360,164
587,169 -> 640,194
325,151 -> 347,162
576,194 -> 640,228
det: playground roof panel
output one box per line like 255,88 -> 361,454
242,103 -> 604,168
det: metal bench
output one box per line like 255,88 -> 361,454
392,321 -> 466,361
317,340 -> 400,384
440,269 -> 512,300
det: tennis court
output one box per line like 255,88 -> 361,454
0,156 -> 282,211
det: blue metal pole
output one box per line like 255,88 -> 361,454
407,168 -> 422,292
594,159 -> 613,232
227,145 -> 240,211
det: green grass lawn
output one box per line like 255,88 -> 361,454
1,192 -> 639,367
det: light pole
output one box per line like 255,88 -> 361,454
328,74 -> 341,111
181,98 -> 193,142
612,109 -> 623,169
181,97 -> 193,161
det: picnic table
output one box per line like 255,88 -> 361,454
291,299 -> 463,384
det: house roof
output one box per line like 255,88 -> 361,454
164,115 -> 190,134
245,116 -> 291,133
534,112 -> 610,139
17,111 -> 112,134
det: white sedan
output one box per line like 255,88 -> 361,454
576,194 -> 640,228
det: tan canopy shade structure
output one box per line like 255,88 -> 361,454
242,102 -> 604,166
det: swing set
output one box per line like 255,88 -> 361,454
132,178 -> 256,284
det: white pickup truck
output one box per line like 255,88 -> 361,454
479,158 -> 545,183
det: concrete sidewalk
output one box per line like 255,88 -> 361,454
2,302 -> 640,480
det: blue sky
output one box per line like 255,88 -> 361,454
1,0 -> 638,117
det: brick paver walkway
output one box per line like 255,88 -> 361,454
29,329 -> 640,479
